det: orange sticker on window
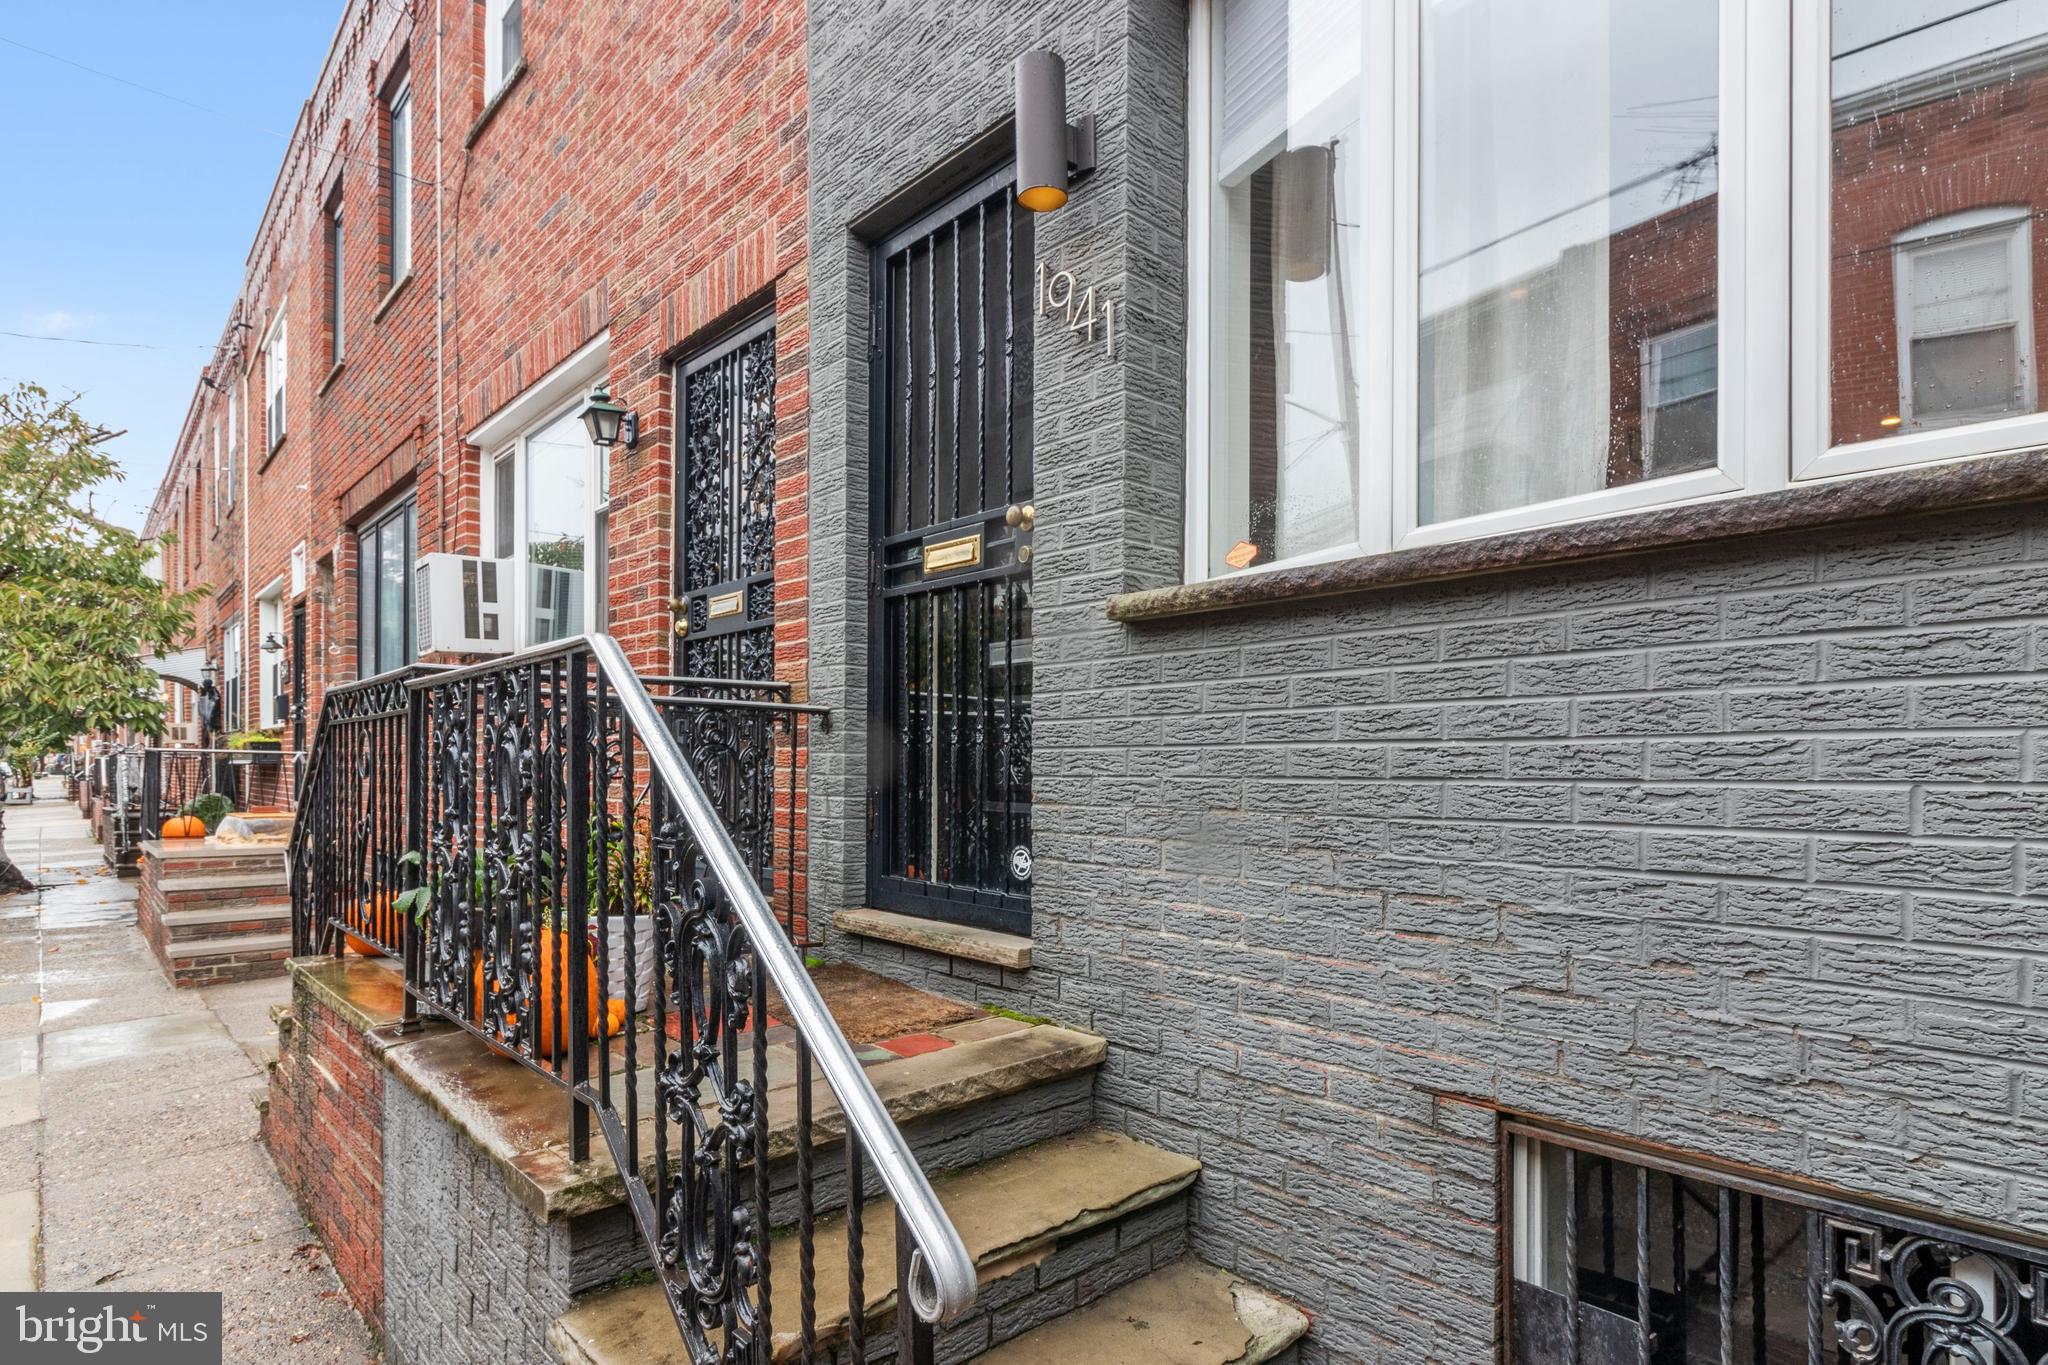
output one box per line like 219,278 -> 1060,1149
1224,540 -> 1260,569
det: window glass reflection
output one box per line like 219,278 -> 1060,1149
1419,1 -> 1720,526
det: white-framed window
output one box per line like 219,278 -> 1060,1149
1892,209 -> 2033,432
257,583 -> 286,728
326,192 -> 346,366
264,313 -> 287,450
484,0 -> 523,98
1795,3 -> 2048,478
1187,1 -> 2048,581
387,80 -> 413,281
211,421 -> 225,524
224,380 -> 238,509
220,618 -> 244,734
484,403 -> 606,649
470,338 -> 610,651
1642,321 -> 1720,480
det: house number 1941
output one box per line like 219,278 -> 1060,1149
1038,262 -> 1119,357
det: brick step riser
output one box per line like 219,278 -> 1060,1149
166,948 -> 292,988
162,913 -> 293,944
562,1068 -> 1101,1297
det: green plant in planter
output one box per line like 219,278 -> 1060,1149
223,730 -> 280,750
182,792 -> 234,832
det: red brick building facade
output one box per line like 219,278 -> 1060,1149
143,0 -> 810,760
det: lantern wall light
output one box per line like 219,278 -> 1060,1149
579,383 -> 638,450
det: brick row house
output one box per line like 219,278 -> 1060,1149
154,1 -> 2048,1362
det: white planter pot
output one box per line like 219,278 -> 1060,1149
604,916 -> 658,1011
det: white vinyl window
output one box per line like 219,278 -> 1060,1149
264,314 -> 287,450
1188,1 -> 2048,581
484,0 -> 522,98
485,403 -> 606,649
387,81 -> 413,281
224,381 -> 238,509
220,618 -> 244,734
257,585 -> 285,728
1893,210 -> 2032,431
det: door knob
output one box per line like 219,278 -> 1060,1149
1004,502 -> 1037,531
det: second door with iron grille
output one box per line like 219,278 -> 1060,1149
868,168 -> 1035,935
674,314 -> 778,681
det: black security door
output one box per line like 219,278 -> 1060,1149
868,168 -> 1034,934
674,314 -> 777,680
290,601 -> 307,753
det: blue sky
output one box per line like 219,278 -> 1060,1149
0,4 -> 341,530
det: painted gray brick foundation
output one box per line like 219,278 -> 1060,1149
806,3 -> 2048,1361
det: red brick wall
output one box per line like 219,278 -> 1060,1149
263,981 -> 386,1332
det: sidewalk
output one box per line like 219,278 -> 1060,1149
0,776 -> 373,1361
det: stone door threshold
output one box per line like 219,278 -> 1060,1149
832,907 -> 1032,970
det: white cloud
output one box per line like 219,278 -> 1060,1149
20,309 -> 98,337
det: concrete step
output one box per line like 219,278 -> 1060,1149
548,1127 -> 1201,1365
157,869 -> 290,897
975,1259 -> 1310,1364
164,930 -> 293,987
161,901 -> 292,943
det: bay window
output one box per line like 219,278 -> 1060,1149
1189,0 -> 2048,580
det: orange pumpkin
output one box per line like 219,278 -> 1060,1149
340,894 -> 396,956
470,928 -> 625,1059
160,815 -> 205,839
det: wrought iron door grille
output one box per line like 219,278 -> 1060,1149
675,315 -> 777,682
1506,1122 -> 2048,1365
868,167 -> 1034,935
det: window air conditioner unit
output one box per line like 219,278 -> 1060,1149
415,554 -> 513,655
167,722 -> 198,746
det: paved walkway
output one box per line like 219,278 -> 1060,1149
0,776 -> 373,1361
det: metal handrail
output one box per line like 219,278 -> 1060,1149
586,634 -> 976,1326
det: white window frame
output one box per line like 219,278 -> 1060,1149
327,194 -> 346,365
1892,208 -> 2033,431
256,581 -> 286,729
387,80 -> 413,281
1642,319 -> 1722,479
1184,0 -> 1790,582
467,335 -> 608,650
264,313 -> 287,450
1793,0 -> 2048,480
484,0 -> 522,98
224,380 -> 238,509
220,617 -> 244,734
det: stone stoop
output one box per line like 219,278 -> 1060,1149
975,1259 -> 1310,1365
549,1128 -> 1211,1365
136,839 -> 293,987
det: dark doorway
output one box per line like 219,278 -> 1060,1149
673,312 -> 778,681
866,167 -> 1034,935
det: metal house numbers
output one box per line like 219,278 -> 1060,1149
1037,261 -> 1119,357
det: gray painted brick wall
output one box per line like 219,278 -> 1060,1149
805,3 -> 2048,1361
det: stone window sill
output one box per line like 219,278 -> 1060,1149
1106,449 -> 2048,623
465,61 -> 528,149
317,361 -> 346,398
372,272 -> 414,323
260,434 -> 286,473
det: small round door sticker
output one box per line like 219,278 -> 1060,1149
1009,845 -> 1033,882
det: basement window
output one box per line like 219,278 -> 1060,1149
1507,1123 -> 2048,1364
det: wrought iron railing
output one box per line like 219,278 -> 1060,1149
288,669 -> 432,960
290,635 -> 968,1360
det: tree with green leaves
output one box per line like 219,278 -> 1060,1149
0,383 -> 198,892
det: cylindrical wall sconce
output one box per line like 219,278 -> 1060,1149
1015,50 -> 1097,213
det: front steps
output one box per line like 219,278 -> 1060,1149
546,990 -> 1311,1364
551,1128 -> 1211,1364
136,839 -> 293,986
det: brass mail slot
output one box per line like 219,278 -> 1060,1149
922,532 -> 983,575
707,590 -> 745,620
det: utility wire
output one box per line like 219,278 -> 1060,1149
0,329 -> 214,353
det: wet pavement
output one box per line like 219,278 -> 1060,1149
0,776 -> 373,1361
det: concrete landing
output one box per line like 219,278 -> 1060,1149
976,1258 -> 1311,1365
